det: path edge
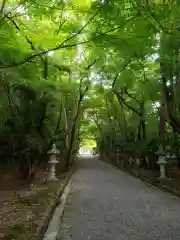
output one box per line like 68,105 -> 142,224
101,159 -> 180,199
36,170 -> 73,240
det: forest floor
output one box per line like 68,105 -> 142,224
102,153 -> 180,196
0,169 -> 71,240
113,162 -> 180,197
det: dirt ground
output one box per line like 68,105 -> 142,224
0,169 -> 70,240
132,166 -> 180,193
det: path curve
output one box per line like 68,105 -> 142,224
58,156 -> 180,240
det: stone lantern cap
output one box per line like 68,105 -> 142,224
157,145 -> 165,156
48,143 -> 60,155
171,154 -> 176,160
47,143 -> 60,164
166,153 -> 171,160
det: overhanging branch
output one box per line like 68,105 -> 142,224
123,90 -> 141,104
114,90 -> 140,116
0,11 -> 137,69
0,0 -> 6,13
79,60 -> 97,99
0,7 -> 101,69
112,60 -> 132,88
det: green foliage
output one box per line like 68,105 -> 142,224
1,0 -> 180,177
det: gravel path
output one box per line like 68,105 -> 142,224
57,156 -> 180,240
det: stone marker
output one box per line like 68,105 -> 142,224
157,145 -> 167,180
136,158 -> 140,166
47,143 -> 60,181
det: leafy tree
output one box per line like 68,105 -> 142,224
1,0 -> 180,181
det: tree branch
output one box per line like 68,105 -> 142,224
56,1 -> 68,35
98,15 -> 137,37
114,90 -> 140,116
0,0 -> 6,13
0,7 -> 100,69
1,11 -> 20,30
123,90 -> 141,104
112,60 -> 132,88
79,60 -> 97,99
54,64 -> 71,74
0,10 -> 137,69
135,58 -> 148,83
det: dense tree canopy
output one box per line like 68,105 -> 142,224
1,0 -> 180,179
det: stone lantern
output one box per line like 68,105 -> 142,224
136,158 -> 140,165
47,143 -> 60,181
157,145 -> 167,180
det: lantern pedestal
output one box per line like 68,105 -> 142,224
136,158 -> 140,166
48,158 -> 58,181
157,159 -> 167,180
157,145 -> 167,180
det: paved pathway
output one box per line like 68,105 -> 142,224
57,156 -> 180,240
